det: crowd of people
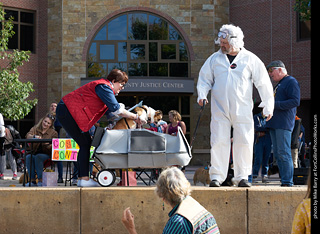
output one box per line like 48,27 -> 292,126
1,24 -> 308,189
0,68 -> 188,187
0,108 -> 186,187
0,25 -> 310,189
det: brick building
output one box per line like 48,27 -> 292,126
1,0 -> 48,136
1,0 -> 310,164
229,0 -> 311,143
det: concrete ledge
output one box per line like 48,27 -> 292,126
248,187 -> 307,234
0,187 -> 306,234
0,188 -> 80,234
189,188 -> 247,233
81,187 -> 168,233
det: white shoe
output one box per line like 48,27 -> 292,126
77,179 -> 100,187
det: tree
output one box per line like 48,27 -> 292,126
0,4 -> 37,121
294,0 -> 311,21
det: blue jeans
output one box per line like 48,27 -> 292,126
253,134 -> 272,177
56,100 -> 92,178
26,153 -> 50,180
57,161 -> 63,179
269,128 -> 293,186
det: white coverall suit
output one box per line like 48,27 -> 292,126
197,48 -> 274,184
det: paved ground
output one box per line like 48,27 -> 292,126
0,164 -> 306,188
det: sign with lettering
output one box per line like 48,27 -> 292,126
81,78 -> 194,93
51,138 -> 95,162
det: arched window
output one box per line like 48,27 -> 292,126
85,10 -> 192,141
87,12 -> 190,79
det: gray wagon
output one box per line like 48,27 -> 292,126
93,127 -> 192,186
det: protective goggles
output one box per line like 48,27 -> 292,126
218,31 -> 237,39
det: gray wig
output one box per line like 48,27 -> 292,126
215,24 -> 245,50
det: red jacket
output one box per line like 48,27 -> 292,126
62,79 -> 115,132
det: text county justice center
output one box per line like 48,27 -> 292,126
2,0 -> 310,165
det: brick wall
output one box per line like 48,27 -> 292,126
229,0 -> 311,100
1,0 -> 48,122
47,0 -> 63,105
230,0 -> 311,142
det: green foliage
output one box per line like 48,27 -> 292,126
0,4 -> 37,120
294,0 -> 311,21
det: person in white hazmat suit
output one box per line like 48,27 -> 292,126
197,24 -> 274,187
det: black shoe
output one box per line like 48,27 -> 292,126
209,180 -> 220,187
281,184 -> 293,187
238,179 -> 251,187
57,178 -> 64,183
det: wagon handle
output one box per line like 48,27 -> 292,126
190,100 -> 206,149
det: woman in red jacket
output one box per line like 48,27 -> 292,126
56,69 -> 144,187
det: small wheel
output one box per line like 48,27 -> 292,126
97,169 -> 116,187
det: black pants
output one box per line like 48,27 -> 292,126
56,100 -> 92,178
0,137 -> 4,156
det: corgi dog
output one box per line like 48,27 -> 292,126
193,165 -> 211,186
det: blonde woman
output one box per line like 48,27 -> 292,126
166,110 -> 187,136
122,167 -> 220,234
25,114 -> 58,186
291,169 -> 311,234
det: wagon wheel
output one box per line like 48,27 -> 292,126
97,169 -> 116,187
